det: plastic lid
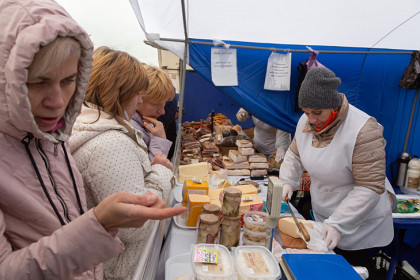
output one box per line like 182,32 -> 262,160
242,234 -> 266,246
234,245 -> 281,279
244,211 -> 268,231
243,226 -> 268,238
192,244 -> 234,278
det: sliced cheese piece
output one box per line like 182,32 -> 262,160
240,194 -> 263,215
210,198 -> 222,208
208,188 -> 223,200
277,217 -> 314,239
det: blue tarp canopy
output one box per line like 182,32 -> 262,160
130,0 -> 420,180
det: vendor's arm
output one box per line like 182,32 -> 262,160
0,209 -> 123,279
279,137 -> 305,189
324,118 -> 387,234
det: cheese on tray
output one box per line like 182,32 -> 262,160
227,169 -> 251,176
238,147 -> 255,156
178,162 -> 210,183
235,139 -> 253,148
277,217 -> 314,239
248,153 -> 268,163
228,149 -> 247,163
249,162 -> 269,169
222,158 -> 250,169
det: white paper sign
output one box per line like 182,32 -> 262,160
211,47 -> 238,86
264,52 -> 292,91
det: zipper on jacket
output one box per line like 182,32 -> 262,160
35,139 -> 71,223
54,143 -> 58,156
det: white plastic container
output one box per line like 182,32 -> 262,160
165,252 -> 194,280
241,234 -> 265,246
192,243 -> 234,280
243,211 -> 268,232
242,226 -> 267,243
233,245 -> 281,280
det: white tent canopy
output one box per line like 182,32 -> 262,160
130,0 -> 420,60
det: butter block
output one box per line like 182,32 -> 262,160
187,194 -> 211,227
182,179 -> 209,207
277,217 -> 314,239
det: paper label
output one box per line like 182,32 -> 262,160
264,52 -> 292,91
211,48 -> 238,86
241,251 -> 270,274
194,248 -> 218,264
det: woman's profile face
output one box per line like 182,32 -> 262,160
124,93 -> 143,120
26,54 -> 79,132
302,107 -> 335,128
137,99 -> 166,119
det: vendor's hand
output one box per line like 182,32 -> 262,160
94,192 -> 187,231
282,183 -> 294,202
322,223 -> 342,249
275,147 -> 286,162
143,116 -> 166,139
236,109 -> 250,122
151,151 -> 173,170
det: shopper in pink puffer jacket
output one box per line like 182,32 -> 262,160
0,1 -> 186,279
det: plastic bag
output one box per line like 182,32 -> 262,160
297,221 -> 328,252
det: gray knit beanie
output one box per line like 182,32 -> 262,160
298,67 -> 342,109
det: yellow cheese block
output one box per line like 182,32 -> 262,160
240,193 -> 263,215
208,188 -> 223,200
182,180 -> 209,207
230,184 -> 258,195
187,194 -> 211,227
277,217 -> 314,239
217,180 -> 232,189
178,162 -> 210,184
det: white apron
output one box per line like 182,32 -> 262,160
295,105 -> 394,250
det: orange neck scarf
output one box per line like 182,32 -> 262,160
311,110 -> 338,131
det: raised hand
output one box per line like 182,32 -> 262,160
94,192 -> 186,231
143,116 -> 166,139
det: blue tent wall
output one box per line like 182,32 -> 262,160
187,39 -> 419,182
182,70 -> 254,128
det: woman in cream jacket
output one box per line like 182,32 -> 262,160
70,46 -> 174,279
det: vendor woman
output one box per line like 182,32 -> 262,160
280,67 -> 396,266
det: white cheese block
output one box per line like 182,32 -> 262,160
277,217 -> 314,239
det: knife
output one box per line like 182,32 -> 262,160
285,197 -> 311,242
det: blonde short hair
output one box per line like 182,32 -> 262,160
84,46 -> 148,126
28,37 -> 81,80
141,65 -> 175,103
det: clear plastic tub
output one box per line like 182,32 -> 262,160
243,211 -> 268,232
192,243 -> 234,279
242,226 -> 267,243
233,245 -> 281,280
241,234 -> 266,246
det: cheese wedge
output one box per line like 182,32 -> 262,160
277,217 -> 314,239
230,184 -> 258,195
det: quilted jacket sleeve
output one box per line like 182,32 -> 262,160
0,209 -> 123,280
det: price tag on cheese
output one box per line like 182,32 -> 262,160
194,249 -> 218,264
192,177 -> 202,184
242,196 -> 253,201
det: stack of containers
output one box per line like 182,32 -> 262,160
242,211 -> 268,246
219,188 -> 242,250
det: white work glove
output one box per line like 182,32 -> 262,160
236,108 -> 250,122
275,147 -> 286,162
322,223 -> 342,250
282,183 -> 294,202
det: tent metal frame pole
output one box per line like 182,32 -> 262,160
403,88 -> 420,152
172,0 -> 189,174
157,37 -> 413,55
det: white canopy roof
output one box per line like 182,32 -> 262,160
130,0 -> 420,59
